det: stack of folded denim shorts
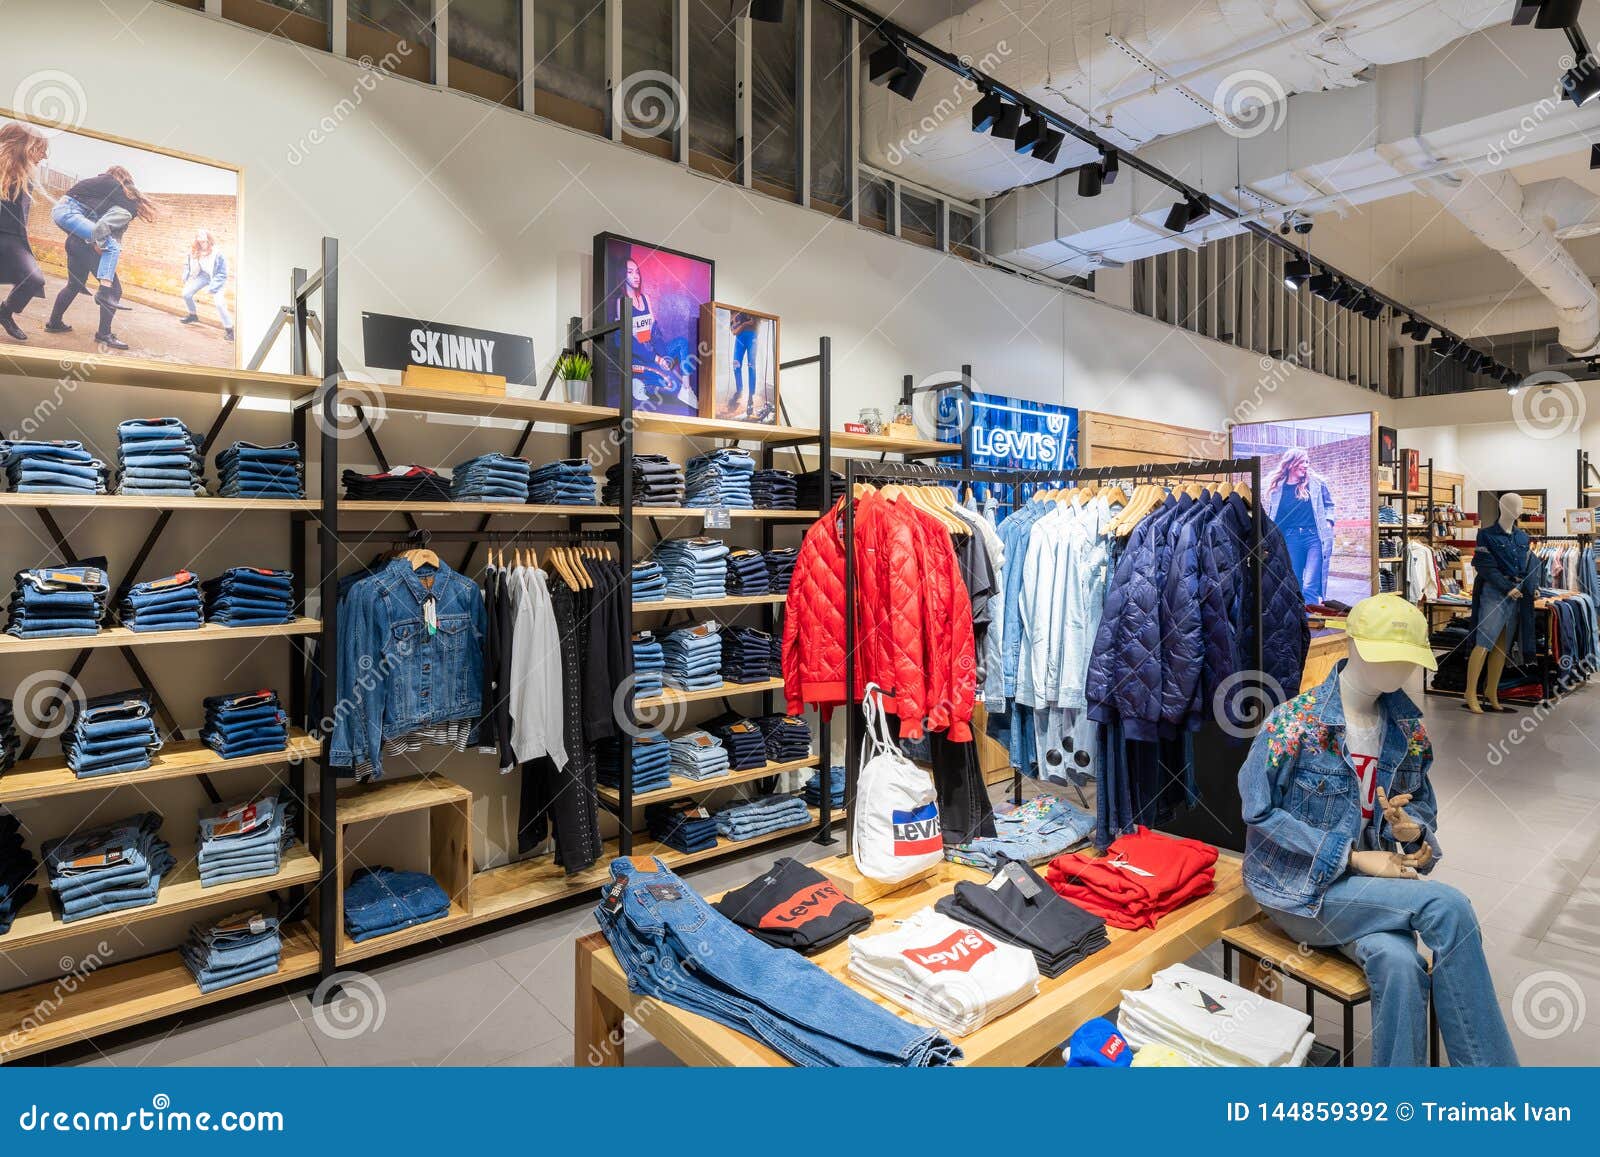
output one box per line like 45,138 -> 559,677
115,418 -> 206,497
6,558 -> 109,638
630,559 -> 666,602
342,465 -> 453,502
796,469 -> 844,510
764,547 -> 799,593
668,729 -> 730,782
712,718 -> 769,770
343,865 -> 452,943
181,909 -> 283,993
656,538 -> 730,599
632,631 -> 665,700
685,448 -> 755,508
946,795 -> 1095,873
722,626 -> 778,683
203,567 -> 294,626
201,689 -> 288,760
196,788 -> 298,887
714,793 -> 811,841
646,800 -> 719,853
603,454 -> 685,506
527,459 -> 597,505
725,549 -> 770,596
754,713 -> 812,762
751,469 -> 798,510
597,731 -> 672,794
1,811 -> 38,936
450,453 -> 531,502
42,811 -> 174,923
62,689 -> 160,779
217,440 -> 303,498
802,766 -> 846,809
118,570 -> 203,632
1,439 -> 107,495
661,624 -> 723,691
1,698 -> 18,774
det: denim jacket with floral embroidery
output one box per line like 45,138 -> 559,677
1238,662 -> 1441,917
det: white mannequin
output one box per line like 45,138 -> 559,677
1338,648 -> 1431,879
1464,492 -> 1525,713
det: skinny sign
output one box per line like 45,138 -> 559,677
362,312 -> 536,386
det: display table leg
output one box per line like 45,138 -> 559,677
575,932 -> 626,1067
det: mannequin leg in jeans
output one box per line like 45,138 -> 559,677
1266,875 -> 1518,1067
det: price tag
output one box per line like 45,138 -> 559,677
704,505 -> 732,529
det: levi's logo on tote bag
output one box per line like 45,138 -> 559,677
852,685 -> 945,882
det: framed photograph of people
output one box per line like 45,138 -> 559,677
700,303 -> 779,424
0,107 -> 242,368
591,231 -> 714,414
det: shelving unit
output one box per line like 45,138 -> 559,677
1380,452 -> 1433,602
594,756 -> 820,808
0,618 -> 321,655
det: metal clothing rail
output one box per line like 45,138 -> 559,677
839,454 -> 1265,855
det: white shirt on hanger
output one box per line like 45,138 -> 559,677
508,566 -> 567,771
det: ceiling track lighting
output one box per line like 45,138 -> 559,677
869,37 -> 924,101
992,101 -> 1024,140
1308,272 -> 1338,300
1512,0 -> 1584,28
1164,194 -> 1210,233
1015,113 -> 1065,163
1283,257 -> 1313,290
1077,162 -> 1103,197
971,90 -> 1005,134
746,0 -> 785,22
1401,317 -> 1432,341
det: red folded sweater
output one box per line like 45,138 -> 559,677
1045,827 -> 1218,930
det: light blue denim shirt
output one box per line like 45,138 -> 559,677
1239,661 -> 1442,917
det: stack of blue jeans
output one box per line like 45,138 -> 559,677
722,626 -> 778,683
344,866 -> 452,943
597,732 -> 672,794
118,570 -> 202,632
631,560 -> 666,602
765,547 -> 799,593
668,730 -> 730,782
217,441 -> 303,498
656,538 -> 729,599
712,718 -> 769,770
62,689 -> 160,779
725,549 -> 770,595
6,559 -> 109,639
754,713 -> 812,762
201,689 -> 288,760
1,439 -> 106,495
527,459 -> 596,505
803,766 -> 846,809
662,624 -> 723,691
1,698 -> 18,773
715,793 -> 812,841
604,454 -> 685,506
196,788 -> 298,887
1,811 -> 38,936
632,631 -> 665,700
203,567 -> 294,626
450,453 -> 531,502
42,811 -> 174,923
686,448 -> 755,508
646,801 -> 719,853
751,469 -> 798,510
181,910 -> 282,993
797,469 -> 844,510
116,418 -> 206,497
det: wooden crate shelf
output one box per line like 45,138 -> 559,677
332,774 -> 473,825
0,618 -> 320,655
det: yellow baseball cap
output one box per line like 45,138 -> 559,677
1345,594 -> 1438,670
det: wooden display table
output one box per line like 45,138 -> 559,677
573,854 -> 1257,1067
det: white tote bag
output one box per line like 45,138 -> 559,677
852,686 -> 944,882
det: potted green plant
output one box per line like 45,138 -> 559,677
557,352 -> 592,403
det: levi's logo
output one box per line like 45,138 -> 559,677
902,928 -> 995,974
892,802 -> 942,856
1100,1035 -> 1126,1061
758,881 -> 848,929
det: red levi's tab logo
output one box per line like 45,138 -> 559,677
1100,1035 -> 1126,1061
757,882 -> 849,929
902,928 -> 996,974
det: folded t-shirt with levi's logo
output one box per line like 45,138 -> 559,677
713,856 -> 873,955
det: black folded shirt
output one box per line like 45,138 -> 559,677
935,860 -> 1109,978
714,856 -> 873,954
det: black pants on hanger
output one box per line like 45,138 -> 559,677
928,731 -> 995,846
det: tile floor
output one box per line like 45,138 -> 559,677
44,691 -> 1600,1068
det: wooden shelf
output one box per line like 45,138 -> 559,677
0,494 -> 317,513
596,756 -> 820,808
335,381 -> 618,426
0,730 -> 319,805
0,617 -> 320,655
829,429 -> 957,457
635,678 -> 784,708
633,413 -> 819,443
0,846 -> 320,954
633,594 -> 786,612
630,507 -> 818,521
335,900 -> 473,966
339,500 -> 620,518
0,923 -> 318,1063
333,774 -> 474,826
0,346 -> 318,400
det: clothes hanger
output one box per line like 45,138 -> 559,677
393,530 -> 441,571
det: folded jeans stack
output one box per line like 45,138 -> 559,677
6,559 -> 109,639
714,792 -> 810,841
1,698 -> 17,774
802,766 -> 846,809
655,537 -> 730,599
711,718 -> 768,770
646,800 -> 719,853
1119,963 -> 1315,1066
42,811 -> 175,923
713,856 -> 874,955
722,625 -> 778,683
630,560 -> 666,602
603,453 -> 686,506
342,465 -> 453,502
685,448 -> 756,508
753,713 -> 812,763
181,909 -> 283,994
217,440 -> 303,499
947,795 -> 1095,873
667,729 -> 730,782
764,547 -> 799,593
796,469 -> 844,510
344,866 -> 453,943
724,549 -> 770,596
935,861 -> 1109,978
119,570 -> 202,632
750,469 -> 798,511
116,418 -> 206,497
632,630 -> 665,700
527,458 -> 597,505
450,452 -> 531,502
201,689 -> 289,760
597,731 -> 672,794
661,623 -> 723,692
197,788 -> 299,887
203,567 -> 294,626
1,811 -> 38,936
62,689 -> 160,779
1,439 -> 107,495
